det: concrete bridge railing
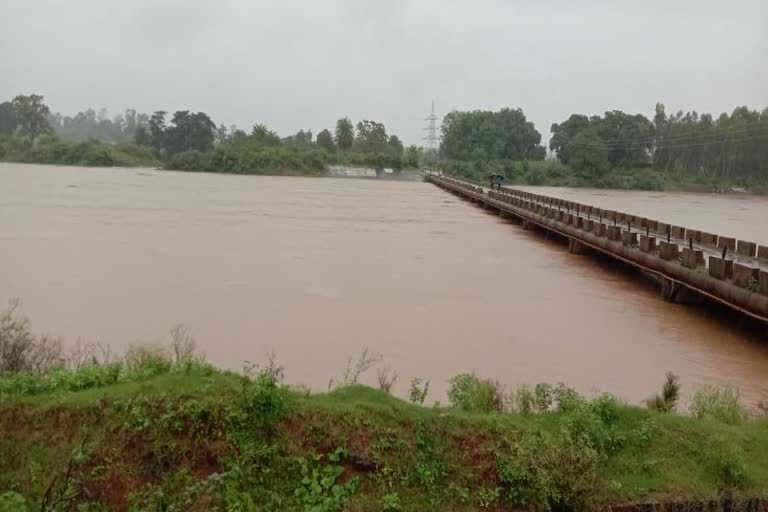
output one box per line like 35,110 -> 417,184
429,175 -> 768,322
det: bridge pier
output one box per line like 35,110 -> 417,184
429,176 -> 768,323
660,277 -> 701,304
568,239 -> 588,255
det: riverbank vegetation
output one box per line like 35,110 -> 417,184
2,94 -> 767,191
2,302 -> 768,511
438,104 -> 768,192
0,95 -> 419,175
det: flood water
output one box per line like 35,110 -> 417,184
1,163 -> 767,407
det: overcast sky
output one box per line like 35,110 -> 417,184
2,0 -> 766,146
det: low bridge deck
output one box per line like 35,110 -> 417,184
429,175 -> 768,323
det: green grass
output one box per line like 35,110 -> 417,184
4,369 -> 240,408
1,366 -> 768,511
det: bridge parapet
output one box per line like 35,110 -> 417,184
430,175 -> 768,321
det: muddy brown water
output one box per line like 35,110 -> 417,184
1,163 -> 767,407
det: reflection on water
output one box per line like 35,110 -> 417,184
1,163 -> 767,407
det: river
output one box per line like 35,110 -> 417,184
1,163 -> 767,408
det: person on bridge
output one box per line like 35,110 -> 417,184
496,174 -> 504,190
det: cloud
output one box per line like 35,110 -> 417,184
1,0 -> 766,146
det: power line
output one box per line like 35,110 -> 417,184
564,132 -> 768,150
552,125 -> 768,149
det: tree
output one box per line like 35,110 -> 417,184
149,111 -> 167,149
49,107 -> 147,144
387,135 -> 404,158
164,111 -> 216,153
650,103 -> 768,180
335,118 -> 354,151
404,145 -> 420,168
551,111 -> 653,170
568,129 -> 609,180
12,94 -> 52,141
215,124 -> 229,145
145,110 -> 215,153
250,124 -> 282,147
549,114 -> 591,165
593,110 -> 653,168
316,129 -> 335,152
133,125 -> 150,146
282,129 -> 313,150
0,102 -> 16,137
355,120 -> 388,153
440,108 -> 545,161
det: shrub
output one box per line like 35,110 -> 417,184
0,299 -> 64,373
0,491 -> 27,512
377,366 -> 398,393
0,299 -> 34,373
553,384 -> 583,413
534,383 -> 553,412
562,401 -> 621,453
496,432 -> 600,510
647,371 -> 680,413
513,385 -> 535,414
123,343 -> 172,376
111,144 -> 159,167
381,492 -> 401,511
525,168 -> 545,186
81,144 -> 114,166
690,386 -> 746,424
328,348 -> 381,390
67,340 -> 113,368
234,370 -> 286,435
294,448 -> 359,511
706,435 -> 749,488
166,150 -> 211,171
169,324 -> 201,362
409,378 -> 429,405
589,393 -> 619,424
447,373 -> 503,413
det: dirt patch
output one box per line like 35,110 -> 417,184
84,462 -> 151,512
454,430 -> 501,486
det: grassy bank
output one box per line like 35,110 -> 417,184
2,304 -> 767,511
2,356 -> 768,511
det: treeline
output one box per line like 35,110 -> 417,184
439,104 -> 768,191
653,104 -> 768,180
49,108 -> 150,145
4,93 -> 767,190
161,115 -> 418,174
0,94 -> 419,174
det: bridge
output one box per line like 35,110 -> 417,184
428,175 -> 768,323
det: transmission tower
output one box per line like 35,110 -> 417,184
423,101 -> 439,152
